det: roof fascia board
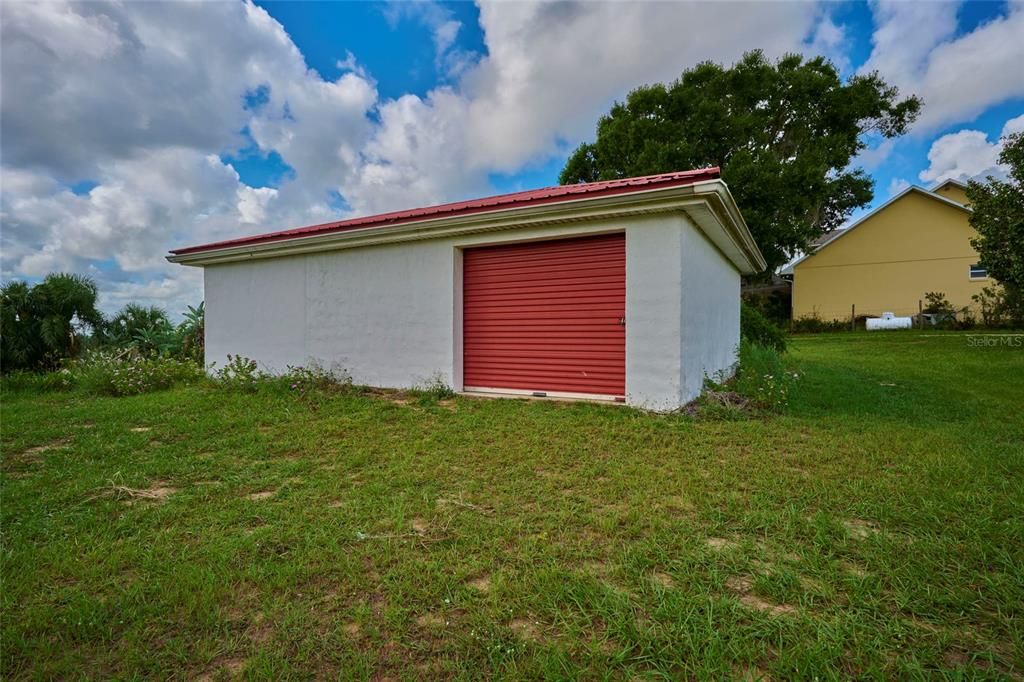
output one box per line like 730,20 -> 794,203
168,180 -> 766,274
931,178 -> 968,191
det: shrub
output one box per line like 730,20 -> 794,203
214,354 -> 262,392
972,285 -> 1024,328
73,350 -> 203,396
411,373 -> 456,405
0,370 -> 69,393
279,361 -> 353,402
741,302 -> 787,352
790,315 -> 849,334
742,290 -> 791,325
922,291 -> 973,329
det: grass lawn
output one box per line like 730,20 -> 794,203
3,332 -> 1023,679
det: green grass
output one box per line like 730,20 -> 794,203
3,332 -> 1023,679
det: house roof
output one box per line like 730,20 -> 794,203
931,178 -> 968,192
779,184 -> 971,275
170,168 -> 722,256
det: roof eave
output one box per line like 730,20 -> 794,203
167,179 -> 765,274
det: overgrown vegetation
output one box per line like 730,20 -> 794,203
0,273 -> 104,371
733,341 -> 799,411
1,273 -> 206,374
695,304 -> 794,417
4,333 -> 1021,678
740,302 -> 787,352
789,315 -> 852,334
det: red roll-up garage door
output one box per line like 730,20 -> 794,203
463,233 -> 626,398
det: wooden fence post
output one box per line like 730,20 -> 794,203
851,303 -> 856,332
919,299 -> 923,329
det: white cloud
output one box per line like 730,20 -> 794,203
236,186 -> 279,225
918,114 -> 1024,184
1005,113 -> 1024,137
808,13 -> 852,74
856,138 -> 897,170
9,0 -> 972,319
888,177 -> 911,196
860,0 -> 1024,131
1,0 -> 379,313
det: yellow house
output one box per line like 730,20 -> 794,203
783,180 -> 990,321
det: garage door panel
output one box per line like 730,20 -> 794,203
464,284 -> 622,301
464,268 -> 624,287
463,233 -> 625,397
461,275 -> 625,294
466,303 -> 623,315
465,376 -> 625,394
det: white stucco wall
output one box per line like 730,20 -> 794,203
203,212 -> 741,410
679,220 -> 742,400
624,220 -> 683,411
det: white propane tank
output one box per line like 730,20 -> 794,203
866,312 -> 912,330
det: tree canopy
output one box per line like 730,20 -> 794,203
1,273 -> 103,371
560,51 -> 921,272
106,303 -> 172,345
967,132 -> 1024,323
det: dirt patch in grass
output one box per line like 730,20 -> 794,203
736,664 -> 773,681
726,576 -> 796,616
245,613 -> 273,645
509,617 -> 543,642
342,622 -> 361,638
14,437 -> 72,461
706,536 -> 738,551
415,612 -> 447,628
196,655 -> 245,681
97,480 -> 177,505
467,574 -> 491,592
247,490 -> 276,501
130,427 -> 151,433
841,560 -> 870,577
410,518 -> 430,535
843,519 -> 879,539
650,571 -> 674,588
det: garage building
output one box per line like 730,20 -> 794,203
168,168 -> 764,411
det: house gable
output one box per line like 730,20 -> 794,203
931,179 -> 970,207
794,189 -> 976,273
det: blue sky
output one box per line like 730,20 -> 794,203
2,0 -> 1022,314
242,0 -> 1019,202
221,1 -> 1007,199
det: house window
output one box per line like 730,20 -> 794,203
969,263 -> 988,279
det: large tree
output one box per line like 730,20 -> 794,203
967,132 -> 1024,324
560,51 -> 921,272
0,273 -> 103,371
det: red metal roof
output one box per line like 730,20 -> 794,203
170,167 -> 720,256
